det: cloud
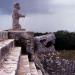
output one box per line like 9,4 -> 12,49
51,0 -> 75,5
0,15 -> 12,30
0,0 -> 75,32
14,0 -> 75,14
0,0 -> 13,14
1,0 -> 75,14
0,9 -> 2,14
20,13 -> 75,32
14,0 -> 51,14
0,13 -> 75,32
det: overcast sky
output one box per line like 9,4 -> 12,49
0,0 -> 75,32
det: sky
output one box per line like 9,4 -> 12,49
0,0 -> 75,32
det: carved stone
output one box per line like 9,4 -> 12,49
12,3 -> 25,30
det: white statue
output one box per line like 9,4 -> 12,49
12,3 -> 25,30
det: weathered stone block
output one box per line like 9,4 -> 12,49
0,31 -> 8,41
0,39 -> 14,66
17,55 -> 31,75
0,47 -> 21,75
8,30 -> 34,60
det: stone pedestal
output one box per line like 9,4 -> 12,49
8,30 -> 34,60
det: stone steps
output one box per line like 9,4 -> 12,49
0,39 -> 43,75
0,39 -> 14,64
0,39 -> 14,48
0,47 -> 21,75
17,55 -> 43,75
29,62 -> 38,75
17,55 -> 31,75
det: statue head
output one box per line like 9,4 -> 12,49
14,3 -> 20,10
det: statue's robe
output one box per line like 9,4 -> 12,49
12,8 -> 21,30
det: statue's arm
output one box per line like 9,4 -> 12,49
13,9 -> 25,18
18,14 -> 25,17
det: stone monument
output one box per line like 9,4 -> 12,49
12,3 -> 25,30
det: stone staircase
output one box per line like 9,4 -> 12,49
17,55 -> 43,75
0,39 -> 15,65
0,32 -> 43,75
0,39 -> 21,75
17,55 -> 31,75
29,62 -> 38,75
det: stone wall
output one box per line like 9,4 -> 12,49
0,31 -> 8,41
0,39 -> 14,67
33,33 -> 75,75
34,33 -> 56,53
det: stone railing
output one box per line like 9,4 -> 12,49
0,31 -> 8,41
0,39 -> 14,66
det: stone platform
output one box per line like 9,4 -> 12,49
8,30 -> 34,60
8,30 -> 34,40
0,47 -> 21,75
0,30 -> 43,75
17,55 -> 31,75
17,55 -> 43,75
0,39 -> 14,65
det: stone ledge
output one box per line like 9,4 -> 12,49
0,31 -> 8,41
29,62 -> 38,75
17,55 -> 31,75
0,39 -> 14,63
0,47 -> 21,75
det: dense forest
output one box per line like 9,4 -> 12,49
34,30 -> 75,51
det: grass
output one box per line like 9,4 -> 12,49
59,50 -> 75,60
